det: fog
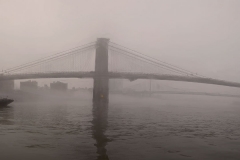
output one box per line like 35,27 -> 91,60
1,89 -> 240,159
1,0 -> 240,82
1,1 -> 240,160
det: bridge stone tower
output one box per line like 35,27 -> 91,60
93,38 -> 109,102
0,80 -> 14,93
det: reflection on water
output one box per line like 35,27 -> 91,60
0,106 -> 14,125
92,102 -> 110,160
1,95 -> 240,160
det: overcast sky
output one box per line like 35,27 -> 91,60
0,0 -> 240,82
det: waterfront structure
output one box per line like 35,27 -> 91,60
1,38 -> 240,102
50,81 -> 68,91
20,80 -> 38,91
109,79 -> 123,92
0,80 -> 14,92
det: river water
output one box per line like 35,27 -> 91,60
0,93 -> 240,160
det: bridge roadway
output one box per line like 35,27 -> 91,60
1,71 -> 240,88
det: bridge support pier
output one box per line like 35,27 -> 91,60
0,80 -> 14,93
93,38 -> 109,103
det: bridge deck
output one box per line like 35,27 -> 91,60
1,71 -> 240,88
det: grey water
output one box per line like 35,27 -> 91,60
1,93 -> 240,160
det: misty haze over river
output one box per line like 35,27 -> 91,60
1,91 -> 240,160
1,1 -> 240,160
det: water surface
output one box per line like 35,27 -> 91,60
0,93 -> 240,160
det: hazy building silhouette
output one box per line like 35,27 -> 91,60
44,84 -> 49,89
20,80 -> 38,91
50,81 -> 68,91
109,79 -> 123,92
0,80 -> 14,92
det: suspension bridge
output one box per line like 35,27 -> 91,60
1,38 -> 240,102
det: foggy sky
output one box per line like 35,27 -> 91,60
0,0 -> 240,82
